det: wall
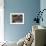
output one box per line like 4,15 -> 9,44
40,0 -> 46,27
4,0 -> 40,42
40,0 -> 46,45
0,0 -> 4,42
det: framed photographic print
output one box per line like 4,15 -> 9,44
10,13 -> 24,24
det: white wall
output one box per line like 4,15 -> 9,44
40,0 -> 46,27
0,0 -> 4,42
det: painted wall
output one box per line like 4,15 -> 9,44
40,0 -> 46,27
4,0 -> 40,42
0,0 -> 4,42
40,0 -> 46,45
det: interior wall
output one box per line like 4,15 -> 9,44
0,0 -> 4,42
40,0 -> 46,27
40,0 -> 46,45
4,0 -> 40,42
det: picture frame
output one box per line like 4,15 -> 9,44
10,13 -> 24,24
